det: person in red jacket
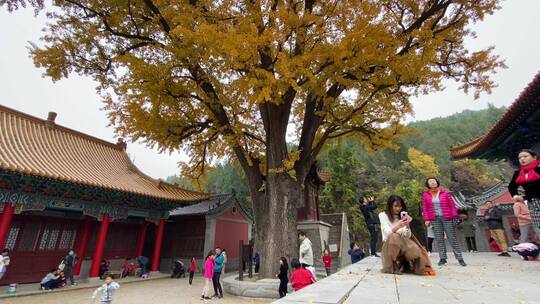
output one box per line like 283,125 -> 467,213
322,249 -> 332,277
189,257 -> 197,285
290,258 -> 314,291
422,177 -> 466,267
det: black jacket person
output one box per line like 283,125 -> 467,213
360,197 -> 379,257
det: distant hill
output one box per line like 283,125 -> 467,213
402,104 -> 507,175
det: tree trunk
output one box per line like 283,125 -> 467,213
251,173 -> 302,278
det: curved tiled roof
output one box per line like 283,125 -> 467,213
170,194 -> 253,220
0,104 -> 208,202
450,71 -> 540,159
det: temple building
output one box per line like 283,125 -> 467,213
450,71 -> 540,162
0,105 -> 209,284
450,71 -> 540,249
163,194 -> 252,269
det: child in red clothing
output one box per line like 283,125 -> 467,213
120,258 -> 135,278
322,249 -> 332,277
189,257 -> 197,285
290,258 -> 314,292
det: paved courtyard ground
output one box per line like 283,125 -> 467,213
2,253 -> 538,304
1,275 -> 271,304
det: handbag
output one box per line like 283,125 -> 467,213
58,260 -> 65,271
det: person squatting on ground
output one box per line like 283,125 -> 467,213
360,196 -> 380,257
484,201 -> 511,257
422,178 -> 467,266
277,257 -> 289,298
380,195 -> 435,275
120,258 -> 135,278
40,268 -> 60,290
322,249 -> 332,277
348,242 -> 365,264
189,257 -> 197,285
99,259 -> 110,280
171,259 -> 185,278
212,247 -> 224,298
0,249 -> 10,280
511,242 -> 539,261
201,251 -> 215,300
510,149 -> 540,240
457,213 -> 478,252
290,258 -> 315,292
136,255 -> 149,278
92,275 -> 120,304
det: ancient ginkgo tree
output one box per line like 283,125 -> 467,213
2,0 -> 504,277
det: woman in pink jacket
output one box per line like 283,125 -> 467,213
422,177 -> 466,267
201,251 -> 215,300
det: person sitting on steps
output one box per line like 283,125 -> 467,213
379,195 -> 435,276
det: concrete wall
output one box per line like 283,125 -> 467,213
297,220 -> 332,270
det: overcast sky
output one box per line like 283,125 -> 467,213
1,1 -> 539,179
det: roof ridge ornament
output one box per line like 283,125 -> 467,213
46,111 -> 57,127
116,137 -> 127,150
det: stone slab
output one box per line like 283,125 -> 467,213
274,253 -> 540,304
343,267 -> 398,304
273,257 -> 380,304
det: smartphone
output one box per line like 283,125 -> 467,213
400,211 -> 408,220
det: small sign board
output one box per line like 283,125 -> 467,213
329,244 -> 338,252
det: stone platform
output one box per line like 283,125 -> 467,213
223,274 -> 293,298
273,253 -> 540,304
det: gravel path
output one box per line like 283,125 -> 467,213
2,276 -> 272,304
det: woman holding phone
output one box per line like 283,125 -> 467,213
379,195 -> 434,275
422,177 -> 466,267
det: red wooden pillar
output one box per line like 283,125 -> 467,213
89,214 -> 110,277
151,219 -> 165,272
74,217 -> 92,275
0,203 -> 15,249
135,222 -> 148,257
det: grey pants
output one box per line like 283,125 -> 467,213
432,216 -> 464,260
519,223 -> 540,243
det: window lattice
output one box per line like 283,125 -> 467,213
47,227 -> 59,250
18,222 -> 41,251
5,223 -> 21,250
39,228 -> 50,250
39,224 -> 60,251
59,229 -> 77,250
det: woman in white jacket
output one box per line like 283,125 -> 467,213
379,195 -> 434,275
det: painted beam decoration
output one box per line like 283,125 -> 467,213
0,189 -> 166,221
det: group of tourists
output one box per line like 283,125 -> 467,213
201,247 -> 227,301
377,148 -> 540,275
40,250 -> 78,290
508,149 -> 540,260
470,149 -> 540,261
276,231 -> 317,297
